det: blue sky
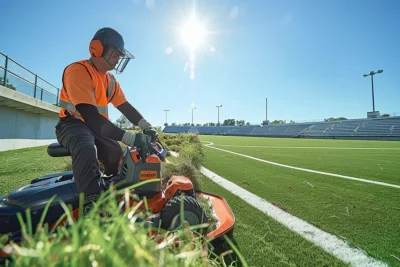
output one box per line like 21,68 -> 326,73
1,0 -> 399,126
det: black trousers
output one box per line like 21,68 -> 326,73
55,119 -> 123,196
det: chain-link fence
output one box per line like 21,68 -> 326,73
0,51 -> 60,105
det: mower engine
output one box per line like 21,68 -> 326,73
114,143 -> 163,198
0,134 -> 235,264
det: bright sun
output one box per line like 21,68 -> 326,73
181,18 -> 206,51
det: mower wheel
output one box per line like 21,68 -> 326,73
160,194 -> 208,231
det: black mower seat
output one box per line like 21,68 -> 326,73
47,143 -> 71,157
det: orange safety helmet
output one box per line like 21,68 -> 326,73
89,27 -> 135,74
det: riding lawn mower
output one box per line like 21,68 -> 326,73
0,134 -> 236,264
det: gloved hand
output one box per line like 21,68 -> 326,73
122,132 -> 149,148
138,118 -> 158,142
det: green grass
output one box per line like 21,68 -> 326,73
2,135 -> 399,266
0,136 -> 244,266
0,146 -> 68,196
200,175 -> 347,267
202,136 -> 400,185
199,135 -> 400,266
200,135 -> 400,148
1,184 -> 224,267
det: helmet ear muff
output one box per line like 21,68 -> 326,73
89,39 -> 104,57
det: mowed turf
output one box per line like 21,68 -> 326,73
0,146 -> 68,196
200,175 -> 347,267
199,135 -> 400,266
201,136 -> 400,185
0,145 -> 346,267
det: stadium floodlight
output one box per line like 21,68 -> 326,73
216,105 -> 223,126
191,107 -> 196,126
363,69 -> 384,112
163,109 -> 170,126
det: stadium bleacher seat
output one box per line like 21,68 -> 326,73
162,117 -> 400,140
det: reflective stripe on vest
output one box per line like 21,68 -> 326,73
107,74 -> 115,98
59,99 -> 108,116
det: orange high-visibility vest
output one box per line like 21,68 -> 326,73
58,60 -> 116,121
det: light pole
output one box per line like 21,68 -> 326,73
163,109 -> 170,126
363,70 -> 383,112
216,105 -> 222,126
191,107 -> 196,126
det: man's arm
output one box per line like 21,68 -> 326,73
116,102 -> 144,126
76,104 -> 125,140
76,104 -> 140,147
110,83 -> 157,141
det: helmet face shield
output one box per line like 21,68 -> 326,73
91,27 -> 135,74
115,49 -> 135,74
103,46 -> 135,74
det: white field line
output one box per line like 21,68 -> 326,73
212,144 -> 400,150
203,142 -> 400,189
168,150 -> 387,267
200,166 -> 387,267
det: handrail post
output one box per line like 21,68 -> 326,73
3,55 -> 8,86
56,89 -> 60,105
34,75 -> 37,98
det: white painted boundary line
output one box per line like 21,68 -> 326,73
213,144 -> 400,150
168,150 -> 387,266
203,142 -> 400,189
200,166 -> 387,267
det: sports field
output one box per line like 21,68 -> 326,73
199,135 -> 400,266
1,136 -> 399,266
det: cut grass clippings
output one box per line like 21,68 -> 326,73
0,134 -> 242,266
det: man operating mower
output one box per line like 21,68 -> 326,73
55,27 -> 157,213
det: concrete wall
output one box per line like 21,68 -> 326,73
0,85 -> 60,151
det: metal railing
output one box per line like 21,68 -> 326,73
0,51 -> 60,105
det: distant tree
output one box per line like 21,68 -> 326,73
182,123 -> 191,126
171,122 -> 177,126
289,120 -> 296,124
223,119 -> 235,126
380,114 -> 390,118
0,77 -> 16,90
115,115 -> 127,128
246,122 -> 250,126
271,120 -> 286,124
115,115 -> 133,129
324,117 -> 347,122
236,120 -> 245,126
203,122 -> 216,126
195,123 -> 201,126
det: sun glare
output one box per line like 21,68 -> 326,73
181,18 -> 206,51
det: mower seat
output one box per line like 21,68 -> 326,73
47,143 -> 71,157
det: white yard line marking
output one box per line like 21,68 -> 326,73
202,142 -> 400,189
169,149 -> 387,266
212,144 -> 400,150
200,166 -> 387,267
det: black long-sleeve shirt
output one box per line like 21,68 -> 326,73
76,101 -> 143,141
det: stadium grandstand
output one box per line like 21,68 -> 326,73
162,116 -> 400,141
